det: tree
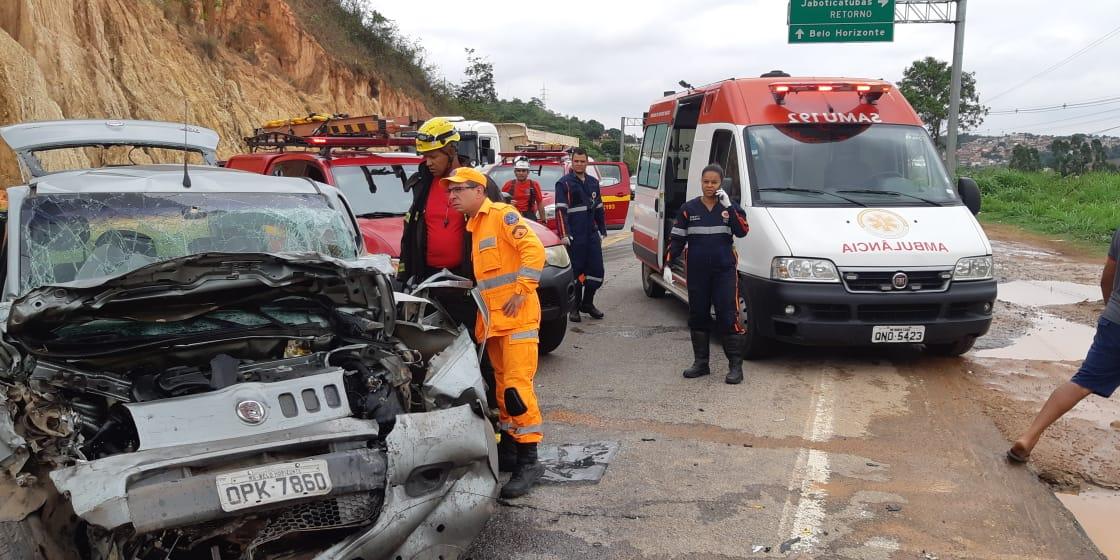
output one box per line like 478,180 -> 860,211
898,57 -> 988,150
457,48 -> 497,104
1009,144 -> 1041,172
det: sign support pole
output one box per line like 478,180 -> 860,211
945,0 -> 967,175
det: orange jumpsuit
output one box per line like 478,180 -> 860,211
467,199 -> 546,444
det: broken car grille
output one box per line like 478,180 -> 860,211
246,491 -> 383,559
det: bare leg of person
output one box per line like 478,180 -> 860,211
1009,382 -> 1093,461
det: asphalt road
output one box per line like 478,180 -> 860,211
466,231 -> 1104,560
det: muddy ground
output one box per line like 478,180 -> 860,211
968,222 -> 1120,493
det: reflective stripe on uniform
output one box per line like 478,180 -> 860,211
671,227 -> 688,237
567,205 -> 589,213
518,266 -> 542,281
478,236 -> 497,249
513,423 -> 542,435
476,272 -> 518,291
555,202 -> 569,209
595,202 -> 604,209
510,329 -> 538,340
688,225 -> 733,235
584,275 -> 603,283
499,422 -> 542,435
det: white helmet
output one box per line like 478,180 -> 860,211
514,158 -> 531,170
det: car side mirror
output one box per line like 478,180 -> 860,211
486,149 -> 496,165
957,177 -> 981,215
501,191 -> 513,203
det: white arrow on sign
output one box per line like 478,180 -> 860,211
795,28 -> 804,39
879,0 -> 888,6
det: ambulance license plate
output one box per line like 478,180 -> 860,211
216,460 -> 331,512
871,325 -> 925,343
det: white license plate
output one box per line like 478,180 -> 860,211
215,460 -> 332,512
871,325 -> 926,343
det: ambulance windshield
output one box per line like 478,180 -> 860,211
746,124 -> 957,206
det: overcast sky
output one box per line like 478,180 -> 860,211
373,1 -> 1119,137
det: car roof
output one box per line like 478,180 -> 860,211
26,164 -> 325,195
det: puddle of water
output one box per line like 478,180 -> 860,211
573,325 -> 687,338
974,313 -> 1094,361
1057,487 -> 1120,559
991,240 -> 1059,259
998,280 -> 1101,307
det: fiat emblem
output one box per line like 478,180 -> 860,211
236,400 -> 267,424
891,272 -> 909,289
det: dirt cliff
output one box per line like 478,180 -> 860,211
0,0 -> 431,185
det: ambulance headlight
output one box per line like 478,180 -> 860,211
545,245 -> 570,268
544,204 -> 556,220
953,255 -> 993,281
771,257 -> 839,283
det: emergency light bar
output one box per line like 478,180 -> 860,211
770,83 -> 891,105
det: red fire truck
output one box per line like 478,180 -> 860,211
485,146 -> 632,233
225,114 -> 577,353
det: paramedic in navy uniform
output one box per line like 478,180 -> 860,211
665,164 -> 750,384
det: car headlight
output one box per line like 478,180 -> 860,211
544,204 -> 556,220
545,245 -> 570,268
771,257 -> 840,282
953,255 -> 993,280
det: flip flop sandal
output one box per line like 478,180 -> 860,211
1006,448 -> 1030,463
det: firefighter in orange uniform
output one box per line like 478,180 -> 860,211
445,166 -> 547,499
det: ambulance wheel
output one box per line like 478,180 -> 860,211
738,282 -> 773,360
538,316 -> 567,354
642,264 -> 665,298
925,336 -> 976,357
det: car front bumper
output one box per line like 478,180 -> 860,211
539,263 -> 576,321
744,275 -> 997,346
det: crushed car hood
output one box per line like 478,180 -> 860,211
8,252 -> 395,338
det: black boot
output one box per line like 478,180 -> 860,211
501,441 -> 545,499
579,286 -> 605,319
682,330 -> 711,378
724,333 -> 745,385
568,284 -> 582,323
497,431 -> 517,473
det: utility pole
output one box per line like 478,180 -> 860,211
945,0 -> 967,175
619,117 -> 625,163
894,0 -> 968,173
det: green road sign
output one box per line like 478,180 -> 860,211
789,0 -> 895,25
789,22 -> 894,43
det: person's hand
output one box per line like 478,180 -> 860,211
662,266 -> 673,284
502,293 -> 526,317
716,189 -> 731,208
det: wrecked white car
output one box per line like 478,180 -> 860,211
0,121 -> 498,559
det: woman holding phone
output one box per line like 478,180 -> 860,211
665,164 -> 750,384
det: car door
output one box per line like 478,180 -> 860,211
588,162 -> 631,229
631,122 -> 670,269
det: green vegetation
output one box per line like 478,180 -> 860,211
898,57 -> 988,150
285,0 -> 445,109
971,168 -> 1120,249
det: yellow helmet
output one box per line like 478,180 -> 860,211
415,117 -> 460,153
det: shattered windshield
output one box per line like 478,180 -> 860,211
331,164 -> 417,216
18,192 -> 359,294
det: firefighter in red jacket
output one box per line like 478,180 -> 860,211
501,159 -> 546,222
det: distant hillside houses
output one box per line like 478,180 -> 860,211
957,133 -> 1120,169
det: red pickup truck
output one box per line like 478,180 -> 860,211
225,138 -> 576,353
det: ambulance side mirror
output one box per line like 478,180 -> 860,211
957,177 -> 981,215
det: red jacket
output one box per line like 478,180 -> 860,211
501,179 -> 544,214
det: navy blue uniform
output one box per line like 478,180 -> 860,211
667,197 -> 749,334
556,171 -> 607,291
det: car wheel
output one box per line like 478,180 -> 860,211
539,316 -> 567,354
738,281 -> 774,360
925,336 -> 976,357
642,264 -> 665,298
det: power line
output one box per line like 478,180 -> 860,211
1091,122 -> 1120,135
985,24 -> 1120,103
1012,107 -> 1120,130
988,95 -> 1120,115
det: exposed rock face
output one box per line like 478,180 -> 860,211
0,0 -> 430,185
